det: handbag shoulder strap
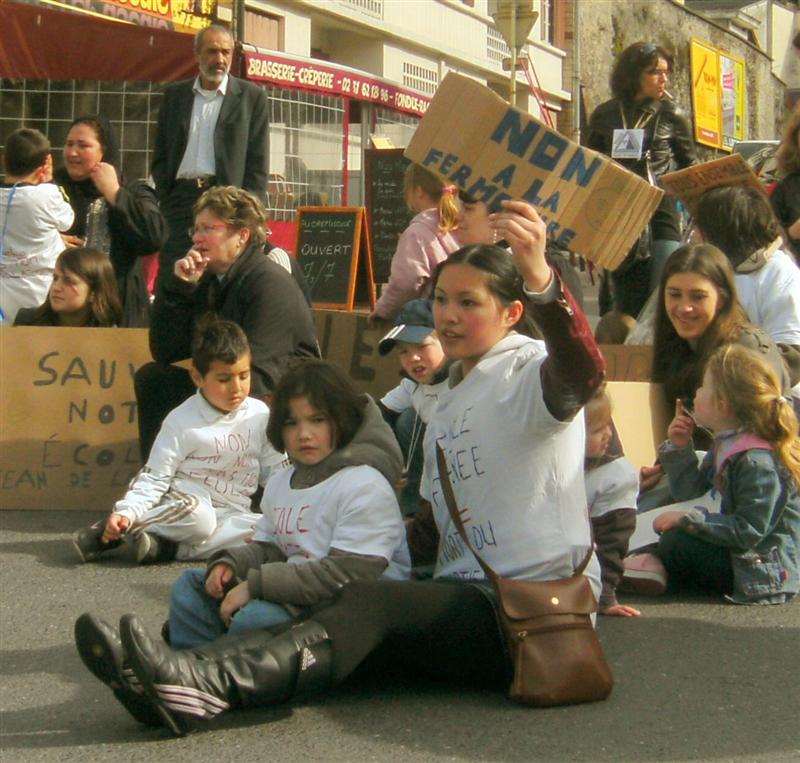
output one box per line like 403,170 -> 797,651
436,444 -> 499,584
435,444 -> 593,581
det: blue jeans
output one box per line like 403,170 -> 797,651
169,568 -> 292,649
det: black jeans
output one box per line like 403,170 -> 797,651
313,579 -> 507,688
657,529 -> 734,595
134,362 -> 196,461
157,183 -> 204,293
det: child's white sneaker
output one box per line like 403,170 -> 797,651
620,552 -> 667,595
133,532 -> 177,565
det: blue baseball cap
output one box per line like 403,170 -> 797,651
378,299 -> 435,355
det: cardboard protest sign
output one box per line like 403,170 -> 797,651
404,73 -> 663,270
659,154 -> 764,214
599,344 -> 653,382
606,381 -> 669,470
312,309 -> 400,395
0,327 -> 152,510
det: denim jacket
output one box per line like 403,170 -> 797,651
660,433 -> 800,604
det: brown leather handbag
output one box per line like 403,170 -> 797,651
436,445 -> 614,707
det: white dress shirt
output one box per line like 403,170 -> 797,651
176,74 -> 229,179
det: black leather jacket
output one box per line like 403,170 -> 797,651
587,97 -> 696,240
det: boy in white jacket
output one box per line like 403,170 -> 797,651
0,128 -> 74,322
73,319 -> 285,564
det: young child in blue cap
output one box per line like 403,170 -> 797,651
378,298 -> 449,517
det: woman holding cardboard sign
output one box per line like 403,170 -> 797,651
587,41 -> 696,320
77,201 -> 610,736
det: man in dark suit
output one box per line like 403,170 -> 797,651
152,23 -> 269,289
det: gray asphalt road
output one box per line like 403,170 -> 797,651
1,510 -> 798,763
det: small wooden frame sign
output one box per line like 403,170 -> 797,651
294,206 -> 376,311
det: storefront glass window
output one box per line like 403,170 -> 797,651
266,87 -> 346,222
372,106 -> 419,148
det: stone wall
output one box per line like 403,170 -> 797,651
571,0 -> 786,155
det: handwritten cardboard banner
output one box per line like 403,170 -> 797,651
0,321 -> 665,509
659,154 -> 764,214
0,317 -> 401,511
0,327 -> 153,511
404,73 -> 663,270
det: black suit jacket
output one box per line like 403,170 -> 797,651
151,75 -> 269,201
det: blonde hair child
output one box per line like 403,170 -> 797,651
630,344 -> 800,604
402,163 -> 459,233
370,164 -> 462,322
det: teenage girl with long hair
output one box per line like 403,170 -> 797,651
14,247 -> 123,327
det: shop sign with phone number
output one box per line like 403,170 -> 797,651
245,52 -> 430,116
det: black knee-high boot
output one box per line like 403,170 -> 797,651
120,614 -> 331,737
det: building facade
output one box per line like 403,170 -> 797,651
1,0 -> 571,243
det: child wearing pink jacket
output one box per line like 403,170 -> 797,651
370,164 -> 461,322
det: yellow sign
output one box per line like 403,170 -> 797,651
690,38 -> 722,149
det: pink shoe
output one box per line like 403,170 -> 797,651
620,553 -> 667,595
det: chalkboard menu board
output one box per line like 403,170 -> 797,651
364,148 -> 413,284
295,207 -> 375,310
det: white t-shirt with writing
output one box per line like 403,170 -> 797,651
253,464 -> 410,580
114,391 -> 285,521
421,333 -> 600,598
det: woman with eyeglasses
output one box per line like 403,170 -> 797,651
587,41 -> 696,320
134,185 -> 319,459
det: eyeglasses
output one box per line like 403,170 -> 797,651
638,43 -> 657,56
188,223 -> 233,237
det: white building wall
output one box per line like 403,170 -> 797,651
772,3 -> 800,89
247,0 -> 569,108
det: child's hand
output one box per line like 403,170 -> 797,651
639,463 -> 663,492
490,200 -> 550,293
667,399 -> 695,449
600,604 -> 641,617
102,514 -> 129,543
653,510 -> 687,534
219,581 -> 251,627
205,563 -> 235,600
61,234 -> 85,248
174,249 -> 210,283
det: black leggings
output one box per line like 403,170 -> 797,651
311,579 -> 508,689
134,362 -> 195,461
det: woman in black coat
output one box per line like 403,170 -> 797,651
56,115 -> 167,327
587,42 -> 696,318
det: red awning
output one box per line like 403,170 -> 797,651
0,1 -> 196,81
